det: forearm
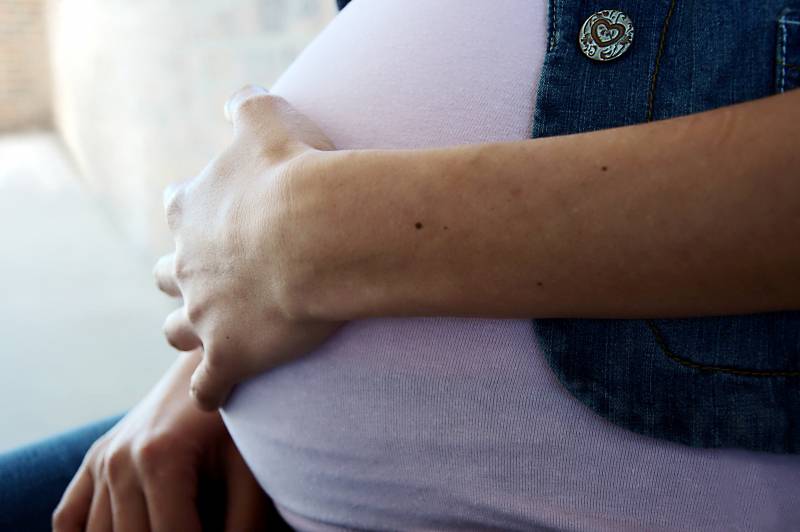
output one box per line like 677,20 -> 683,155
291,90 -> 800,321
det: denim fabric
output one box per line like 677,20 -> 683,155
0,416 -> 121,532
0,415 -> 290,531
778,7 -> 800,92
335,0 -> 800,452
532,0 -> 800,453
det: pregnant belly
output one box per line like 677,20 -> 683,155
223,317 -> 564,529
223,1 -> 800,530
218,2 -> 549,526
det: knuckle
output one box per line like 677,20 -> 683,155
238,93 -> 287,121
154,260 -> 177,292
132,436 -> 172,472
191,386 -> 215,411
105,447 -> 130,484
84,438 -> 108,470
185,299 -> 206,324
155,275 -> 174,296
52,504 -> 75,530
162,316 -> 198,352
191,364 -> 221,409
163,188 -> 184,229
236,94 -> 261,116
162,324 -> 181,350
173,255 -> 190,281
262,93 -> 288,110
185,304 -> 202,324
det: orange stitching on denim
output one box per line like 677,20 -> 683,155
645,320 -> 800,377
644,4 -> 800,379
646,0 -> 678,122
548,0 -> 558,52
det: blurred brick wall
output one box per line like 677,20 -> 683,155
0,0 -> 51,131
46,0 -> 335,257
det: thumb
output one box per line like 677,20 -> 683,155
224,84 -> 335,152
189,357 -> 235,411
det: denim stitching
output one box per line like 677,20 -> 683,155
779,10 -> 800,92
548,0 -> 558,52
646,320 -> 800,377
781,14 -> 788,92
647,7 -> 800,378
646,0 -> 678,122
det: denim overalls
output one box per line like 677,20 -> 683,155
337,0 -> 800,454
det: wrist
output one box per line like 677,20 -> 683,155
275,148 -> 370,322
279,147 -> 445,322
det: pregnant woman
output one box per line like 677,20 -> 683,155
3,0 -> 800,530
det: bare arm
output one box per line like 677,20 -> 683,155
289,89 -> 800,320
155,88 -> 799,407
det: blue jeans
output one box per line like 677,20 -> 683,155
0,416 -> 120,531
527,0 -> 800,453
0,416 -> 289,531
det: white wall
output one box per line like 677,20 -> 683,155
47,0 -> 335,257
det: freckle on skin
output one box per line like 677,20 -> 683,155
443,225 -> 449,230
537,281 -> 543,287
415,222 -> 423,230
601,166 -> 608,172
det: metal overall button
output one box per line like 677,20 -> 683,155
579,10 -> 634,62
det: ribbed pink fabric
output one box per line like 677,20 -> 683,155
221,1 -> 800,530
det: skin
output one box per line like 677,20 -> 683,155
52,350 -> 272,532
155,86 -> 344,411
155,86 -> 800,412
63,85 -> 799,530
291,88 -> 800,321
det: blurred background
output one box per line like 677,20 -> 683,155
0,0 -> 335,451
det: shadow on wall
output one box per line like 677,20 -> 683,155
47,0 -> 335,258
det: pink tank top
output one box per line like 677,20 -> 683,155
222,1 -> 800,530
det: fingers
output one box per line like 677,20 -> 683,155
190,356 -> 238,411
156,254 -> 204,353
163,307 -> 202,352
85,484 -> 113,532
223,84 -> 334,151
224,84 -> 269,126
139,468 -> 202,532
153,253 -> 180,298
223,444 -> 269,532
162,181 -> 182,212
162,180 -> 188,233
109,484 -> 150,532
53,464 -> 95,532
106,446 -> 152,532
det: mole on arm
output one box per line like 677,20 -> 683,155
415,222 -> 423,230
